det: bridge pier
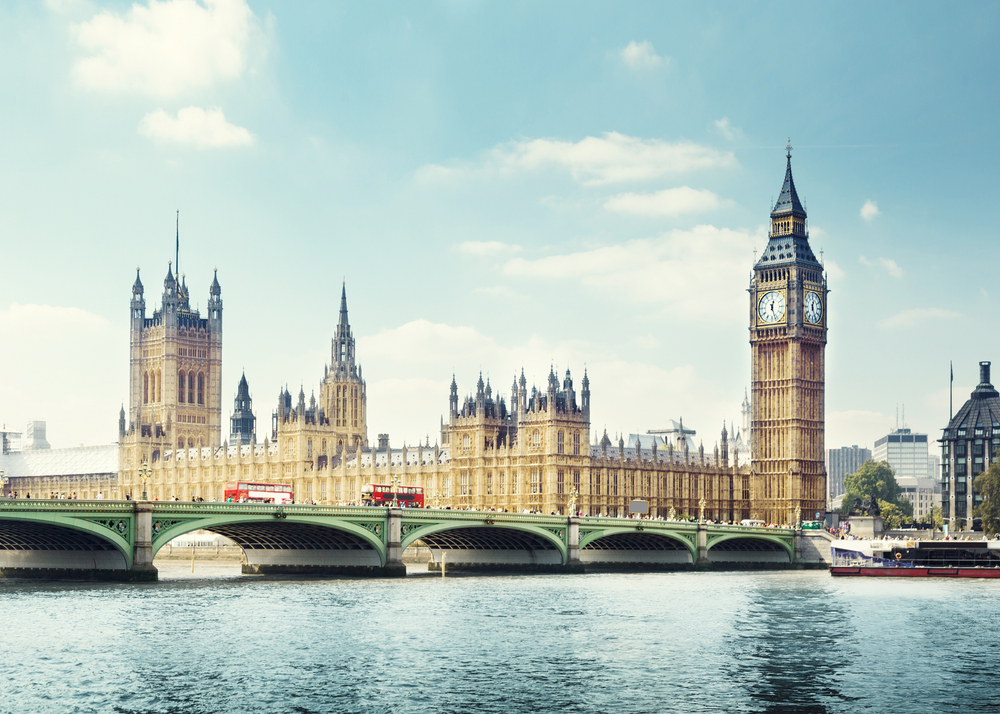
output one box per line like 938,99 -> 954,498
383,509 -> 406,577
567,517 -> 580,565
696,522 -> 709,565
130,502 -> 158,582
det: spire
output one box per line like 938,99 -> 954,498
133,268 -> 143,295
339,282 -> 349,327
771,139 -> 806,218
175,210 -> 179,279
164,262 -> 175,287
210,269 -> 221,295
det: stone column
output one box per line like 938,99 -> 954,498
130,501 -> 158,581
383,508 -> 405,576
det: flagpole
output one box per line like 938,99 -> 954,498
949,360 -> 953,422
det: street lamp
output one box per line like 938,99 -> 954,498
567,487 -> 579,516
698,498 -> 707,523
137,462 -> 152,501
389,474 -> 401,509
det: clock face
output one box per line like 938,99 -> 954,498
804,291 -> 822,323
758,291 -> 785,323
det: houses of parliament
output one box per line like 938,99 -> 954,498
116,150 -> 828,525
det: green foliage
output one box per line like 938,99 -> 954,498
841,460 -> 904,515
878,500 -> 906,530
973,460 -> 1000,536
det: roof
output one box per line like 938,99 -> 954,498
771,154 -> 806,218
945,362 -> 1000,436
0,444 -> 119,478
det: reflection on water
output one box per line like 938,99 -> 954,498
3,570 -> 999,713
727,575 -> 857,714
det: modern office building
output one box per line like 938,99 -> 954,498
826,445 -> 871,499
874,427 -> 938,519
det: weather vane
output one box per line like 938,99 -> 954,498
786,138 -> 793,158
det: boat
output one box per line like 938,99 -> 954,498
830,541 -> 1000,578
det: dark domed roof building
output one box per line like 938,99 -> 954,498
941,361 -> 1000,527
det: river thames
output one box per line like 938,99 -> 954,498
3,566 -> 999,713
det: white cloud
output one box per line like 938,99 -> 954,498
714,117 -> 744,141
860,199 -> 881,220
71,0 -> 259,98
138,106 -> 254,148
358,320 -> 733,448
859,255 -> 903,278
501,224 -> 758,321
877,308 -> 962,330
620,40 -> 665,69
0,304 -> 121,448
604,187 -> 729,217
472,286 -> 518,299
823,258 -> 845,281
454,241 -> 523,257
416,132 -> 737,187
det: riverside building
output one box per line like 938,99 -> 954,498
15,148 -> 823,525
941,362 -> 1000,527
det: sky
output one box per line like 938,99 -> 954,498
1,1 -> 999,454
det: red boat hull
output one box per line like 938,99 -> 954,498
831,566 -> 1000,578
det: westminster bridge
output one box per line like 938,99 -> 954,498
0,500 -> 833,581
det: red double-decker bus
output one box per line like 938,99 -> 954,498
224,482 -> 294,504
360,483 -> 424,507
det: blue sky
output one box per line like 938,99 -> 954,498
1,0 -> 998,453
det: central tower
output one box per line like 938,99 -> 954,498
749,144 -> 828,524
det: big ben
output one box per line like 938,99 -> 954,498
749,142 -> 827,525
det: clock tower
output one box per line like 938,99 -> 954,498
749,143 -> 828,525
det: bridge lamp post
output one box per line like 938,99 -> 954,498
698,498 -> 707,524
137,462 -> 152,501
389,474 -> 401,509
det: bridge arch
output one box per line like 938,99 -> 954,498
0,511 -> 133,570
151,514 -> 387,568
401,521 -> 568,566
579,527 -> 696,564
706,532 -> 793,562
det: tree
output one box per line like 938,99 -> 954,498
878,500 -> 905,530
973,460 -> 1000,536
841,460 -> 903,514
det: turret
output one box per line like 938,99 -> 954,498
119,405 -> 126,438
130,268 -> 145,327
720,422 -> 729,467
547,365 -> 557,412
208,269 -> 223,330
162,262 -> 178,328
581,369 -> 591,419
449,374 -> 459,418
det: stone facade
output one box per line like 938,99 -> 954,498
108,151 -> 826,525
748,145 -> 828,524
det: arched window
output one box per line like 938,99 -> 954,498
573,431 -> 581,455
156,369 -> 162,402
188,437 -> 194,447
557,430 -> 565,454
532,430 -> 541,446
177,437 -> 184,449
197,372 -> 205,405
188,372 -> 194,404
143,373 -> 149,404
178,371 -> 186,403
150,371 -> 156,403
